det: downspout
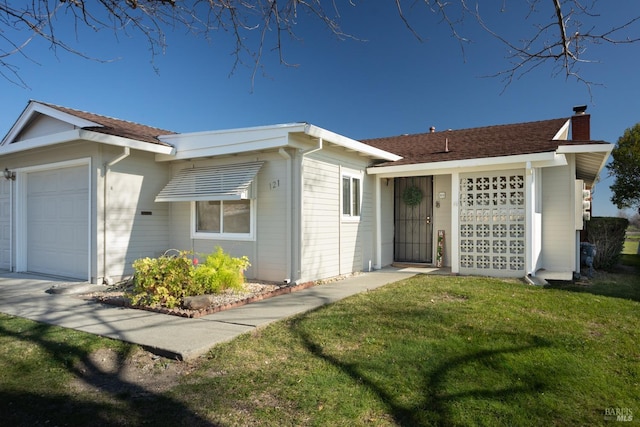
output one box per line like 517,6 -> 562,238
102,147 -> 130,284
278,148 -> 293,283
297,137 -> 323,282
525,161 -> 534,276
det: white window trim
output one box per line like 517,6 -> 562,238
190,199 -> 256,241
341,169 -> 363,222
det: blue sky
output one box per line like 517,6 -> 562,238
1,1 -> 639,216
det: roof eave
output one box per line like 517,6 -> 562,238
155,123 -> 308,161
367,151 -> 567,177
1,101 -> 100,146
0,129 -> 175,156
304,124 -> 402,161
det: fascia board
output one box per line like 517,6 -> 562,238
156,124 -> 305,161
557,143 -> 613,154
367,152 -> 567,178
78,130 -> 175,154
304,124 -> 402,161
155,135 -> 289,161
0,129 -> 174,155
158,123 -> 307,147
0,129 -> 82,155
2,102 -> 100,145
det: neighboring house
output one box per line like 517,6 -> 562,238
0,101 -> 611,284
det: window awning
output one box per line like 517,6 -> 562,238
155,161 -> 264,202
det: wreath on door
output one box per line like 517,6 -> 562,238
402,185 -> 423,206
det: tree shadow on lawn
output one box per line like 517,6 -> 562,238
0,321 -> 218,427
293,321 -> 554,426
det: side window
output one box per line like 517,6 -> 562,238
342,174 -> 361,218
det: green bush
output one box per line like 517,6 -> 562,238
130,248 -> 251,308
586,217 -> 629,271
131,251 -> 194,308
193,247 -> 250,294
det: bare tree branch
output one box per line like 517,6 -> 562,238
0,0 -> 638,90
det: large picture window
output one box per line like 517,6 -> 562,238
194,199 -> 253,239
342,174 -> 361,218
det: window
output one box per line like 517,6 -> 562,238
194,199 -> 253,239
342,175 -> 361,218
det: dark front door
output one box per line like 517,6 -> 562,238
394,176 -> 433,263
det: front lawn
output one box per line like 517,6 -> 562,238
1,273 -> 638,426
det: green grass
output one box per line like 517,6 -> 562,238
1,273 -> 639,426
624,234 -> 639,255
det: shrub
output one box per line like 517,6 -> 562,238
586,217 -> 629,271
130,248 -> 251,308
193,247 -> 250,294
131,251 -> 194,308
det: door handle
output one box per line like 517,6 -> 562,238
426,216 -> 431,224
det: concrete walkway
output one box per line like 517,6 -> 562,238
0,268 -> 428,360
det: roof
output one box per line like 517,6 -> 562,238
36,101 -> 176,146
364,118 -> 577,167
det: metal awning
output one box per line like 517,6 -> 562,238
155,161 -> 263,202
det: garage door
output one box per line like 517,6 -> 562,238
27,165 -> 89,279
0,179 -> 10,270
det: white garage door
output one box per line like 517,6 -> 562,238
0,179 -> 11,270
26,165 -> 89,279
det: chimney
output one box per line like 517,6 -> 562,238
571,105 -> 590,141
430,126 -> 436,133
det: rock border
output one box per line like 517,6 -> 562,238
93,280 -> 318,318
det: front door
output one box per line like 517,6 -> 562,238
394,176 -> 433,263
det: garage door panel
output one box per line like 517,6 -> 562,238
0,179 -> 9,270
27,165 -> 89,279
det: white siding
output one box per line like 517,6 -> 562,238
301,157 -> 340,281
300,149 -> 372,282
15,114 -> 75,141
541,163 -> 576,274
102,149 -> 170,279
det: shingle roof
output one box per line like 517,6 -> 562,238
38,101 -> 176,146
364,118 -> 574,167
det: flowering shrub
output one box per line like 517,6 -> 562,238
130,248 -> 250,308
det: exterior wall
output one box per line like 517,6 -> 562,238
433,174 -> 452,267
540,159 -> 577,275
379,178 -> 395,267
101,147 -> 170,280
300,156 -> 340,281
300,147 -> 372,283
164,152 -> 289,282
14,115 -> 75,141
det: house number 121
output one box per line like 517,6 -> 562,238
269,179 -> 280,190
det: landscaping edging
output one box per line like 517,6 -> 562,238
93,280 -> 317,318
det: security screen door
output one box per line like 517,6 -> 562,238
394,176 -> 433,263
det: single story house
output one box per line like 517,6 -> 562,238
0,101 -> 612,284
